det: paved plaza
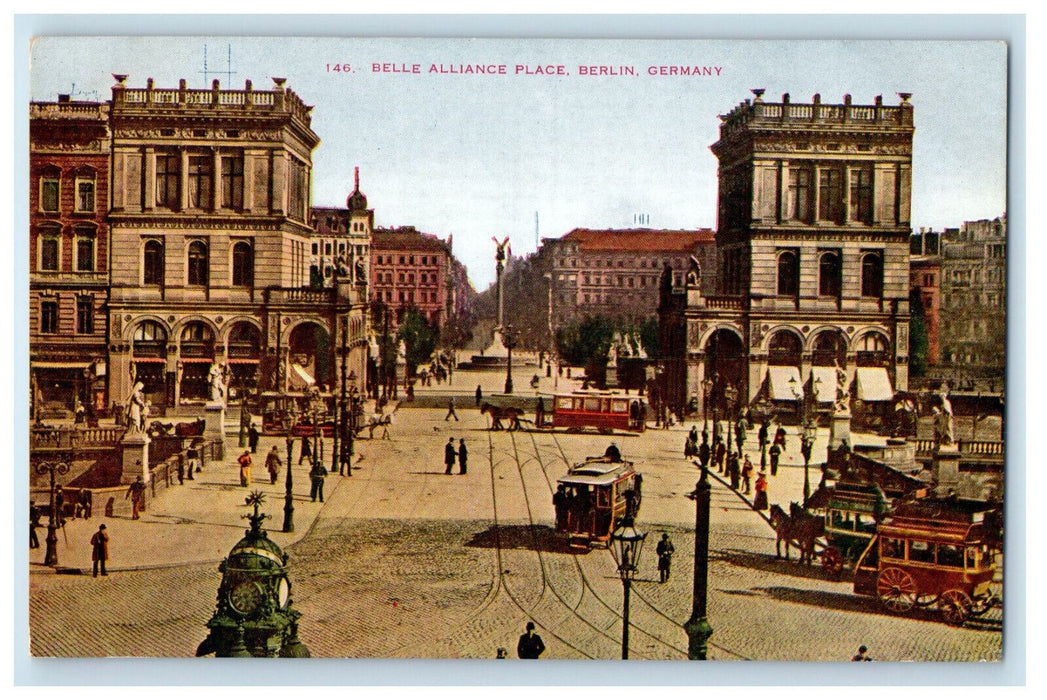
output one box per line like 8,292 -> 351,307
28,368 -> 1002,661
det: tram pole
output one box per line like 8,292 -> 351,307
684,463 -> 713,659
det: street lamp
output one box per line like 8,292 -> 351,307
791,375 -> 821,505
282,401 -> 298,533
503,324 -> 517,395
701,376 -> 714,433
335,325 -> 349,476
609,519 -> 646,660
34,460 -> 70,566
342,370 -> 357,476
724,382 -> 738,456
684,463 -> 713,659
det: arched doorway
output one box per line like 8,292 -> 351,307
227,322 -> 262,398
704,328 -> 745,413
131,320 -> 168,410
288,321 -> 332,390
179,322 -> 216,401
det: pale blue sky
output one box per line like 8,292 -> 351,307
29,37 -> 1008,289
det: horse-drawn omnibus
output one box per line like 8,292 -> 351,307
554,447 -> 643,550
551,391 -> 646,433
852,497 -> 999,625
259,390 -> 336,437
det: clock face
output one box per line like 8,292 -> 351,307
228,581 -> 264,615
276,577 -> 290,608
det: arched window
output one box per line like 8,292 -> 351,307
143,240 -> 164,285
232,241 -> 254,287
768,330 -> 803,366
180,322 -> 214,358
132,320 -> 168,357
819,252 -> 842,297
861,253 -> 884,298
777,250 -> 799,296
187,240 -> 208,286
856,332 -> 889,367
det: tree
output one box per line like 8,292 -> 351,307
440,307 -> 476,353
555,315 -> 616,385
397,308 -> 439,379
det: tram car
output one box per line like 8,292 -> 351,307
551,391 -> 646,433
816,480 -> 895,576
554,447 -> 643,550
259,391 -> 336,437
852,497 -> 999,625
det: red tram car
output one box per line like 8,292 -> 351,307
553,450 -> 643,550
551,391 -> 646,433
259,391 -> 336,437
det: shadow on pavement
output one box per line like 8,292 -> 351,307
715,548 -> 840,583
465,524 -> 577,554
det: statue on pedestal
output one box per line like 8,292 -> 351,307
833,362 -> 850,414
125,382 -> 147,433
934,385 -> 955,447
209,363 -> 228,404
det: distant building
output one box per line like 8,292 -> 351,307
370,226 -> 454,328
538,228 -> 717,327
661,91 -> 915,419
309,167 -> 373,288
29,96 -> 111,420
908,253 -> 941,367
938,214 -> 1006,376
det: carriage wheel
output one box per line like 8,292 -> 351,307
969,591 -> 996,617
820,547 -> 844,578
939,589 -> 972,626
877,567 -> 917,614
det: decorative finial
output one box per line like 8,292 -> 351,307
750,88 -> 765,101
272,77 -> 287,88
354,166 -> 359,190
898,92 -> 913,104
242,491 -> 270,535
112,74 -> 128,86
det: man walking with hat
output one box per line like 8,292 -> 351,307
90,523 -> 109,577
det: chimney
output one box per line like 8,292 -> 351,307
57,94 -> 70,103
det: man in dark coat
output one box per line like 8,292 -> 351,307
125,476 -> 146,520
458,439 -> 468,475
714,437 -> 726,473
444,437 -> 457,474
299,435 -> 313,465
517,622 -> 546,659
698,432 -> 711,470
29,501 -> 41,548
728,452 -> 741,490
445,397 -> 459,421
656,533 -> 675,583
91,523 -> 109,577
475,385 -> 483,406
769,441 -> 782,476
309,461 -> 327,502
266,445 -> 283,484
248,423 -> 260,453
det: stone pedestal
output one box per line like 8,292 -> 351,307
204,402 -> 227,461
932,443 -> 962,496
120,432 -> 151,485
829,411 -> 852,450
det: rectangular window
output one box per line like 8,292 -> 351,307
76,236 -> 95,272
75,179 -> 96,213
76,298 -> 94,334
908,540 -> 935,564
222,154 -> 244,210
818,168 -> 843,222
156,153 -> 180,208
849,167 -> 873,223
40,237 -> 59,271
788,168 -> 812,221
40,300 -> 58,333
188,156 -> 213,209
288,160 -> 308,222
41,178 -> 60,213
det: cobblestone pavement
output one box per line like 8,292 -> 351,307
29,401 -> 1002,661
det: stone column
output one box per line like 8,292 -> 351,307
829,407 -> 852,450
932,443 -> 961,496
120,431 -> 151,484
205,401 -> 227,461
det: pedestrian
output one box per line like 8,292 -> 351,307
299,435 -> 313,465
689,424 -> 699,448
186,442 -> 200,479
656,533 -> 675,583
248,423 -> 260,453
698,431 -> 711,470
445,396 -> 459,421
458,438 -> 468,475
852,645 -> 872,661
714,437 -> 726,473
444,437 -> 457,475
238,450 -> 252,487
75,398 -> 86,424
517,621 -> 546,659
774,426 -> 787,450
125,475 -> 146,520
495,648 -> 508,659
758,419 -> 769,450
735,416 -> 747,451
54,486 -> 66,525
553,484 -> 568,527
535,397 -> 546,428
176,456 -> 185,485
90,523 -> 109,577
266,445 -> 282,484
475,384 -> 483,407
754,469 -> 769,511
769,441 -> 782,476
728,452 -> 740,490
741,455 -> 754,495
29,501 -> 40,549
309,460 -> 327,502
80,488 -> 92,519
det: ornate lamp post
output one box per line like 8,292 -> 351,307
724,382 -> 738,456
34,460 -> 70,566
701,376 -> 714,432
282,402 -> 298,533
684,463 -> 713,659
503,323 -> 517,395
342,370 -> 357,476
609,519 -> 646,660
335,325 -> 349,476
791,375 -> 821,505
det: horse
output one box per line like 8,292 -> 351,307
480,402 -> 524,431
174,419 -> 205,437
769,503 -> 822,565
147,421 -> 174,437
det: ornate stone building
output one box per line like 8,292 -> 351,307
309,167 -> 373,288
661,91 -> 914,419
29,97 -> 111,419
106,76 -> 368,414
370,226 -> 454,328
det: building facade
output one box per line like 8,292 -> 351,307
540,228 -> 717,327
938,214 -> 1006,376
908,228 -> 944,369
663,91 -> 914,419
29,97 -> 111,420
370,226 -> 453,328
309,167 -> 373,288
105,76 -> 368,414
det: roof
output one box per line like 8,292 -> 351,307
372,227 -> 451,253
553,228 -> 715,253
558,458 -> 636,487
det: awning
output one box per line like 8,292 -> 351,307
289,364 -> 315,388
180,357 -> 215,364
856,367 -> 894,402
227,358 -> 260,364
767,366 -> 802,401
812,367 -> 837,403
133,357 -> 167,364
32,361 -> 90,370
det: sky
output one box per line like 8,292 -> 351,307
29,37 -> 1008,290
